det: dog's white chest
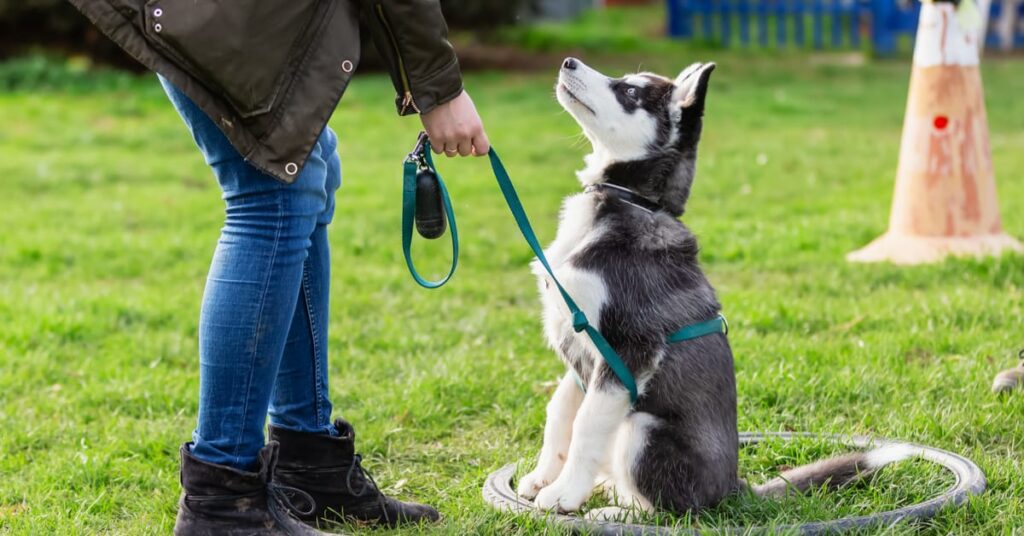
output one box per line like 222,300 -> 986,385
534,195 -> 609,372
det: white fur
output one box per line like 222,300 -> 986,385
633,349 -> 665,399
534,194 -> 610,382
556,62 -> 658,163
518,373 -> 585,500
673,62 -> 715,108
608,412 -> 658,512
533,193 -> 599,271
622,74 -> 655,87
575,150 -> 615,188
541,267 -> 607,351
521,187 -> 616,511
534,387 -> 632,512
864,444 -> 920,469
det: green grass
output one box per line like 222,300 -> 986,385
2,50 -> 1024,535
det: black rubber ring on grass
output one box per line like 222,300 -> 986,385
482,432 -> 986,534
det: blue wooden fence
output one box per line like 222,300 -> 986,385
986,0 -> 1024,48
667,0 -> 1024,54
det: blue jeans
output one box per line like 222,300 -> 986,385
161,78 -> 341,470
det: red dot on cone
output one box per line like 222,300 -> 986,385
933,116 -> 949,130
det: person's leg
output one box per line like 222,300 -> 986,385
253,129 -> 441,527
268,128 -> 341,436
160,77 -> 335,470
161,78 -> 333,536
162,77 -> 438,529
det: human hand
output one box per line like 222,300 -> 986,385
420,90 -> 489,157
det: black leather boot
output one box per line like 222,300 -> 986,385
173,441 -> 328,536
269,419 -> 441,527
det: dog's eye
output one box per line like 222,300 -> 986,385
626,87 -> 638,98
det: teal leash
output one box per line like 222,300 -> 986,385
401,134 -> 727,405
402,137 -> 458,288
668,314 -> 728,343
485,146 -> 641,403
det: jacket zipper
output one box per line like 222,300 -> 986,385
375,3 -> 419,114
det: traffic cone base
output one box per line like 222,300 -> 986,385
847,231 -> 1023,264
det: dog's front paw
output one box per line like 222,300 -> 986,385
534,475 -> 592,513
517,466 -> 559,500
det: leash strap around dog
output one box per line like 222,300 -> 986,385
486,147 -> 640,404
571,314 -> 728,396
668,314 -> 728,343
402,134 -> 728,405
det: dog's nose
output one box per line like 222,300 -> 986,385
562,57 -> 578,71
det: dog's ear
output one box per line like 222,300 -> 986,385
672,62 -> 715,110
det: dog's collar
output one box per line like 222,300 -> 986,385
584,183 -> 664,214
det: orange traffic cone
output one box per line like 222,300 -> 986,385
847,1 -> 1022,264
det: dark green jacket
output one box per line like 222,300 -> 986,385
69,0 -> 464,183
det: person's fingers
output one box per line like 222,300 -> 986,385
443,142 -> 459,157
472,129 -> 491,156
430,137 -> 445,154
456,139 -> 472,157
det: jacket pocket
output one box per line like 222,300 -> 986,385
142,0 -> 328,118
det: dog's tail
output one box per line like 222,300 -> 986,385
751,444 -> 919,498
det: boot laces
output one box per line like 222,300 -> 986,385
268,481 -> 317,517
345,454 -> 379,497
345,453 -> 391,524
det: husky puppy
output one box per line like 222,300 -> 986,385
517,58 -> 912,519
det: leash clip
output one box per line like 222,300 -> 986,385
406,131 -> 430,167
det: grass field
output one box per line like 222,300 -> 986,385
2,46 -> 1024,535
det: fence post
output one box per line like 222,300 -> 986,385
831,0 -> 843,47
794,0 -> 806,46
871,0 -> 896,54
813,0 -> 825,49
667,0 -> 693,38
739,0 -> 751,46
851,0 -> 862,46
719,0 -> 732,46
776,0 -> 788,46
758,0 -> 769,46
702,0 -> 714,40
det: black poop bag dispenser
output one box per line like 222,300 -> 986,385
407,132 -> 447,240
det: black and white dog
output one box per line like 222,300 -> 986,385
517,58 -> 912,519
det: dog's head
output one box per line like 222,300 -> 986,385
556,58 -> 715,216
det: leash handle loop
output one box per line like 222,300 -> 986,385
401,139 -> 458,289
